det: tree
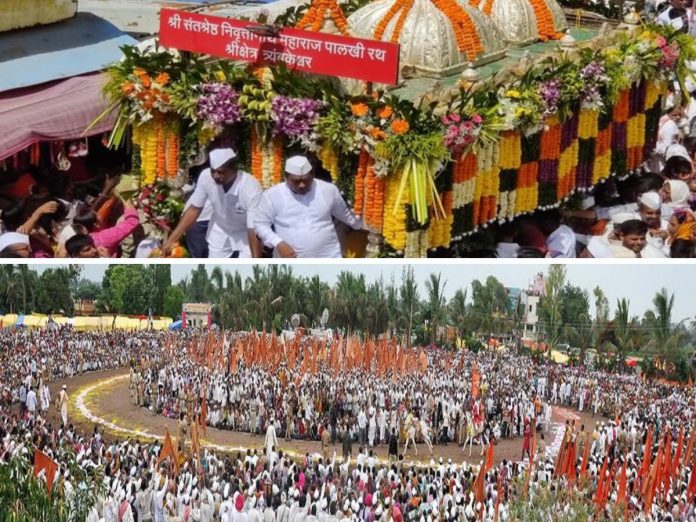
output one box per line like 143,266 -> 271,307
469,276 -> 509,334
150,265 -> 172,316
448,289 -> 468,339
74,279 -> 101,301
557,284 -> 591,361
398,266 -> 419,347
643,288 -> 686,377
424,272 -> 447,344
35,268 -> 73,315
163,286 -> 185,320
99,266 -> 153,315
539,265 -> 566,355
609,298 -> 638,370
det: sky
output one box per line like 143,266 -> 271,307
30,261 -> 696,323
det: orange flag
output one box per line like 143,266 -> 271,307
662,431 -> 672,494
594,456 -> 609,510
419,350 -> 428,373
579,432 -> 591,478
687,455 -> 696,502
566,441 -> 577,482
554,439 -> 567,478
33,448 -> 59,494
157,429 -> 180,473
643,442 -> 664,514
672,425 -> 684,483
494,472 -> 503,522
639,425 -> 653,480
617,457 -> 628,507
485,442 -> 494,472
680,425 -> 695,480
200,391 -> 208,437
474,463 -> 485,504
471,363 -> 481,400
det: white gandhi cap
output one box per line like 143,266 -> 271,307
638,191 -> 661,211
285,156 -> 312,176
209,148 -> 237,170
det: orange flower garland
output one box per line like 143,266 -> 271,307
250,127 -> 263,183
431,0 -> 483,61
295,0 -> 350,35
363,159 -> 386,230
272,136 -> 284,184
528,0 -> 560,41
353,149 -> 370,215
165,127 -> 179,178
373,0 -> 412,41
156,119 -> 166,180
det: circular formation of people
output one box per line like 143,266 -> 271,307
2,327 -> 696,521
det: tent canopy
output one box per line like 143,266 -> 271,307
0,73 -> 117,160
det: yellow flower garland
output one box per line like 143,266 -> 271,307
382,171 -> 408,252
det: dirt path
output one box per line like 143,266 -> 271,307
51,368 -> 603,467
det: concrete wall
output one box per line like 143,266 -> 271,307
1,0 -> 77,33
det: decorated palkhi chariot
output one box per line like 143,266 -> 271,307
104,0 -> 689,257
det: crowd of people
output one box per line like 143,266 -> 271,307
1,328 -> 696,520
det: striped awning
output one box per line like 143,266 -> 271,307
0,73 -> 116,160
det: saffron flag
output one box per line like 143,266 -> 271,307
33,448 -> 59,493
200,392 -> 208,436
594,456 -> 609,510
639,425 -> 653,480
471,363 -> 481,399
672,425 -> 684,483
687,455 -> 696,502
485,442 -> 494,472
643,442 -> 664,514
419,350 -> 428,373
617,457 -> 628,507
474,463 -> 485,504
157,429 -> 180,473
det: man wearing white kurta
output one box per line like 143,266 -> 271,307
255,156 -> 362,258
163,148 -> 262,258
265,419 -> 278,470
58,385 -> 69,426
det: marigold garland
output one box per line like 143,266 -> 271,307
528,0 -> 561,41
296,0 -> 350,35
431,0 -> 484,61
353,149 -> 369,215
374,0 -> 412,40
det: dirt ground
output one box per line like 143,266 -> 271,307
48,368 -> 603,467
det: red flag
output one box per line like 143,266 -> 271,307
33,448 -> 59,493
157,429 -> 180,473
485,442 -> 494,472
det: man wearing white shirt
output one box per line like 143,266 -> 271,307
255,156 -> 362,258
163,148 -> 262,258
26,387 -> 37,416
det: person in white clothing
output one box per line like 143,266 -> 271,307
163,148 -> 262,258
255,156 -> 362,258
265,419 -> 278,470
26,387 -> 37,416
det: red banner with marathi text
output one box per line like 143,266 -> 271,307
159,8 -> 400,85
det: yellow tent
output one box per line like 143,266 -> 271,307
22,315 -> 45,328
1,314 -> 18,328
550,350 -> 569,364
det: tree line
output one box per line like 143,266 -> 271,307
0,264 -> 692,381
